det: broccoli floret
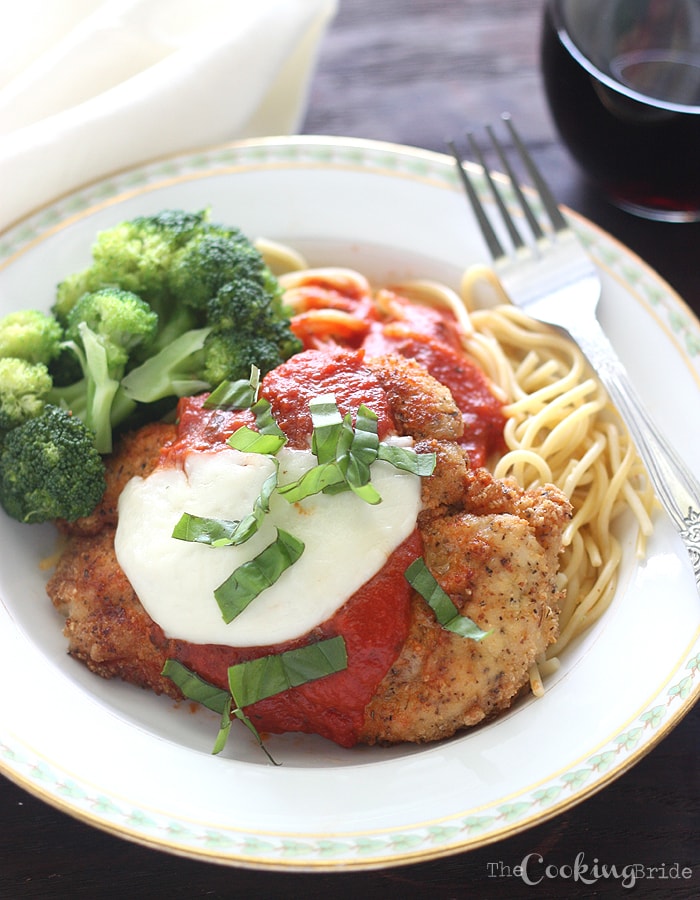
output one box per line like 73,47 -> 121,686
100,213 -> 301,401
205,278 -> 278,330
49,345 -> 86,388
201,278 -> 301,383
53,209 -> 211,327
202,331 -> 293,385
56,288 -> 158,452
0,405 -> 105,523
52,208 -> 300,424
65,288 -> 158,369
122,279 -> 301,400
0,358 -> 53,431
168,228 -> 267,311
0,309 -> 63,365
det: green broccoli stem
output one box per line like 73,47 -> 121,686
74,327 -> 117,454
120,326 -> 212,404
51,331 -> 138,454
85,375 -> 120,453
110,386 -> 138,430
150,304 -> 200,355
89,381 -> 140,453
49,378 -> 87,419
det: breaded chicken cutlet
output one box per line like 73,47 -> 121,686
47,353 -> 572,746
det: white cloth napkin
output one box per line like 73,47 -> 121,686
0,0 -> 337,232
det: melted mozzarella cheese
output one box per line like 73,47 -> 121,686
115,447 -> 422,647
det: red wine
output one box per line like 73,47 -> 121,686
540,0 -> 700,221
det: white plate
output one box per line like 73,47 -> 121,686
1,136 -> 699,871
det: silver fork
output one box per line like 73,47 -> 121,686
448,114 -> 700,591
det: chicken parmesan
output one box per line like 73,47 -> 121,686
47,342 -> 572,750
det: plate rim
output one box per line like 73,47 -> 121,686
1,134 -> 699,871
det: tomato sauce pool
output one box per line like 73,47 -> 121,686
160,299 -> 506,748
291,283 -> 507,467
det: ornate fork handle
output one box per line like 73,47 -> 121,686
567,314 -> 700,590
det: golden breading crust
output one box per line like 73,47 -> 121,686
360,463 -> 571,744
48,526 -> 179,697
364,354 -> 464,441
49,422 -> 180,696
46,358 -> 572,746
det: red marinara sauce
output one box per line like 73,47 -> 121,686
291,287 -> 507,467
164,347 -> 395,459
168,531 -> 421,748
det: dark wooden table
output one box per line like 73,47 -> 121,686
2,2 -> 698,897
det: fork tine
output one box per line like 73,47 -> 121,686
450,118 -> 569,259
447,139 -> 505,259
501,113 -> 568,233
485,123 -> 544,241
466,131 -> 525,252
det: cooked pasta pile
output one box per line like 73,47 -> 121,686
458,267 -> 656,673
257,240 -> 657,689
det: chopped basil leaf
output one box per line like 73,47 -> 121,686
309,393 -> 345,463
212,701 -> 234,755
342,405 -> 381,501
228,635 -> 348,708
214,528 -> 305,623
352,403 -> 380,459
227,466 -> 279,544
346,479 -> 383,504
278,395 -> 435,506
172,513 -> 242,547
276,460 -> 345,502
405,557 -> 490,640
277,409 -> 356,502
172,465 -> 279,548
161,658 -> 230,714
227,424 -> 286,455
377,442 -> 436,476
162,638 -> 347,763
161,659 -> 278,763
204,365 -> 260,409
204,380 -> 253,410
231,705 -> 279,765
251,397 -> 286,439
227,397 -> 286,454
